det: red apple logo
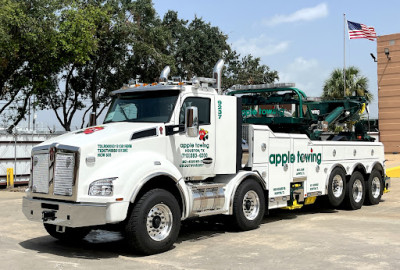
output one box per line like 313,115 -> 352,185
199,129 -> 208,141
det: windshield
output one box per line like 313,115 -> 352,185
104,90 -> 179,123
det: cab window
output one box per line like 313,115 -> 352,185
179,97 -> 211,125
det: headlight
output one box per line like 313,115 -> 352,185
88,177 -> 117,196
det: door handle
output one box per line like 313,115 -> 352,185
202,158 -> 213,164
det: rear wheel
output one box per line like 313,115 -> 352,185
44,224 -> 90,242
231,179 -> 265,231
327,167 -> 346,207
365,170 -> 383,205
125,189 -> 181,255
343,171 -> 365,210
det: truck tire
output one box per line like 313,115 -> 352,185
125,189 -> 181,255
44,224 -> 90,242
365,170 -> 383,205
327,167 -> 346,207
231,179 -> 265,231
343,171 -> 365,210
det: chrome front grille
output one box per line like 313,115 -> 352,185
54,153 -> 75,196
32,154 -> 50,193
31,144 -> 79,198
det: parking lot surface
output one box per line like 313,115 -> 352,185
0,179 -> 399,270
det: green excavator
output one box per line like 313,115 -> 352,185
229,83 -> 373,141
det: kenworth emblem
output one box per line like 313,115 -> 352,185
66,157 -> 72,168
33,157 -> 39,167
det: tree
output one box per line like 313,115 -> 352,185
162,11 -> 278,90
1,0 -> 280,131
0,0 -> 63,132
34,0 -> 109,131
124,0 -> 175,83
223,54 -> 279,88
45,0 -> 175,130
322,67 -> 373,102
163,11 -> 230,79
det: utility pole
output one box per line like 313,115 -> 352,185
343,13 -> 347,98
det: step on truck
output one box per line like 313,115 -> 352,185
23,60 -> 390,254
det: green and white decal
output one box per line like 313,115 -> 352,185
97,144 -> 132,158
242,108 -> 285,118
269,150 -> 322,167
218,100 -> 222,119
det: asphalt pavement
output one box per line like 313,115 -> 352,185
0,179 -> 399,270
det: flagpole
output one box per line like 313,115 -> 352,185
343,13 -> 346,98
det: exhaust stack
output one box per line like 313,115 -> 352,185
159,66 -> 170,83
213,59 -> 224,94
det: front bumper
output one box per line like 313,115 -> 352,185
22,197 -> 129,227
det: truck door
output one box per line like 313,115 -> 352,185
171,95 -> 216,178
292,137 -> 309,181
268,135 -> 291,201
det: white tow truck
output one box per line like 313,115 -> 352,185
23,60 -> 390,254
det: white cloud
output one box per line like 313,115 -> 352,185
278,57 -> 329,97
232,35 -> 290,58
263,3 -> 328,27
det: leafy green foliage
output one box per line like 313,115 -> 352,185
224,54 -> 279,88
0,0 -> 62,131
127,0 -> 175,82
41,0 -> 178,130
162,11 -> 278,90
163,11 -> 229,79
34,1 -> 111,131
322,67 -> 373,102
1,0 -> 279,131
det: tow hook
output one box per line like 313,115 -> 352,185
42,210 -> 56,222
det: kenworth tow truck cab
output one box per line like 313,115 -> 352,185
23,60 -> 390,254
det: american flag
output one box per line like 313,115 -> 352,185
347,20 -> 377,41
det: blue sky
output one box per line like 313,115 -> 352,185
153,0 -> 399,118
14,0 -> 400,130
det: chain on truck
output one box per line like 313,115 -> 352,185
22,59 -> 391,255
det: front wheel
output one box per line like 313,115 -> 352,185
231,179 -> 265,231
44,224 -> 91,242
125,189 -> 181,255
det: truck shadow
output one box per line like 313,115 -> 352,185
19,230 -> 130,259
264,200 -> 339,223
178,199 -> 338,243
19,200 -> 338,258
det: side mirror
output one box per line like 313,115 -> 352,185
185,106 -> 199,137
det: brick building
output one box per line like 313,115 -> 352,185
377,33 -> 400,153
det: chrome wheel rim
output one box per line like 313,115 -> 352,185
332,175 -> 344,198
352,179 -> 363,203
146,203 -> 173,241
371,177 -> 381,198
242,190 -> 260,220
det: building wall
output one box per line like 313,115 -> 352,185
378,33 -> 400,153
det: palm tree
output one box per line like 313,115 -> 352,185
322,66 -> 373,102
